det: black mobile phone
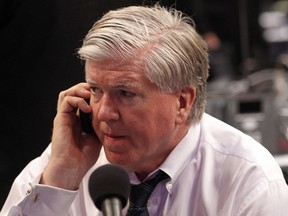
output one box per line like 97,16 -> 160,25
79,99 -> 94,134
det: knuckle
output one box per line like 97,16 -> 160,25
58,91 -> 67,100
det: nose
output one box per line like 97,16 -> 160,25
95,95 -> 120,122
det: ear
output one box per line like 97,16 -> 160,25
175,86 -> 196,124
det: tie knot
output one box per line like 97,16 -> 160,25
128,170 -> 169,210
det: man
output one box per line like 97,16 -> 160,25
1,5 -> 288,216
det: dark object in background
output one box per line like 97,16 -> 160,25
282,167 -> 288,185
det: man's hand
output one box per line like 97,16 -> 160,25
41,83 -> 101,190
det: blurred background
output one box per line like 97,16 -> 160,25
1,0 -> 288,207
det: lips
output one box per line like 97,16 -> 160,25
104,132 -> 124,138
103,133 -> 126,142
103,134 -> 128,153
99,126 -> 127,144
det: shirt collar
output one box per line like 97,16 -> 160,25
160,122 -> 201,182
128,122 -> 201,184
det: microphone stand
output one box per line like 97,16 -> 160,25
102,197 -> 123,216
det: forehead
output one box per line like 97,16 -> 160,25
85,60 -> 151,87
86,59 -> 141,73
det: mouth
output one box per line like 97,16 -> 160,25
103,133 -> 126,142
102,134 -> 128,153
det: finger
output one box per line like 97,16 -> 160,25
58,82 -> 90,103
59,96 -> 92,114
57,83 -> 90,110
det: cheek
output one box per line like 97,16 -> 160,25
139,96 -> 178,131
133,106 -> 176,143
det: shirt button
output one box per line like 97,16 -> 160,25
147,199 -> 152,207
166,181 -> 173,191
26,188 -> 32,195
26,183 -> 33,195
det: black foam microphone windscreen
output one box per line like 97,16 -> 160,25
88,164 -> 131,211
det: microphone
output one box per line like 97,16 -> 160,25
88,164 -> 131,216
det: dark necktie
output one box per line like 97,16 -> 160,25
127,170 -> 169,216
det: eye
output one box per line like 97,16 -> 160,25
90,86 -> 102,95
118,90 -> 136,97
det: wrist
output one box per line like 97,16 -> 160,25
40,163 -> 84,191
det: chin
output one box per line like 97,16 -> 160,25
106,151 -> 129,166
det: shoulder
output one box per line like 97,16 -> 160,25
198,113 -> 283,181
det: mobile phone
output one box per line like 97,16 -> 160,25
79,99 -> 94,134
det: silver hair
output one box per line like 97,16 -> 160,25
78,5 -> 209,123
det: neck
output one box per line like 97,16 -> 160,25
135,124 -> 190,181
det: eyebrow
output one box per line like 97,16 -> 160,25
86,78 -> 137,89
86,78 -> 97,85
111,81 -> 136,88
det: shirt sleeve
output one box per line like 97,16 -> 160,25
0,144 -> 78,216
7,184 -> 78,216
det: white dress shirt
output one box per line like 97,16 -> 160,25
1,113 -> 288,216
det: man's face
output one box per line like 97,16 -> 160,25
86,60 -> 185,176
